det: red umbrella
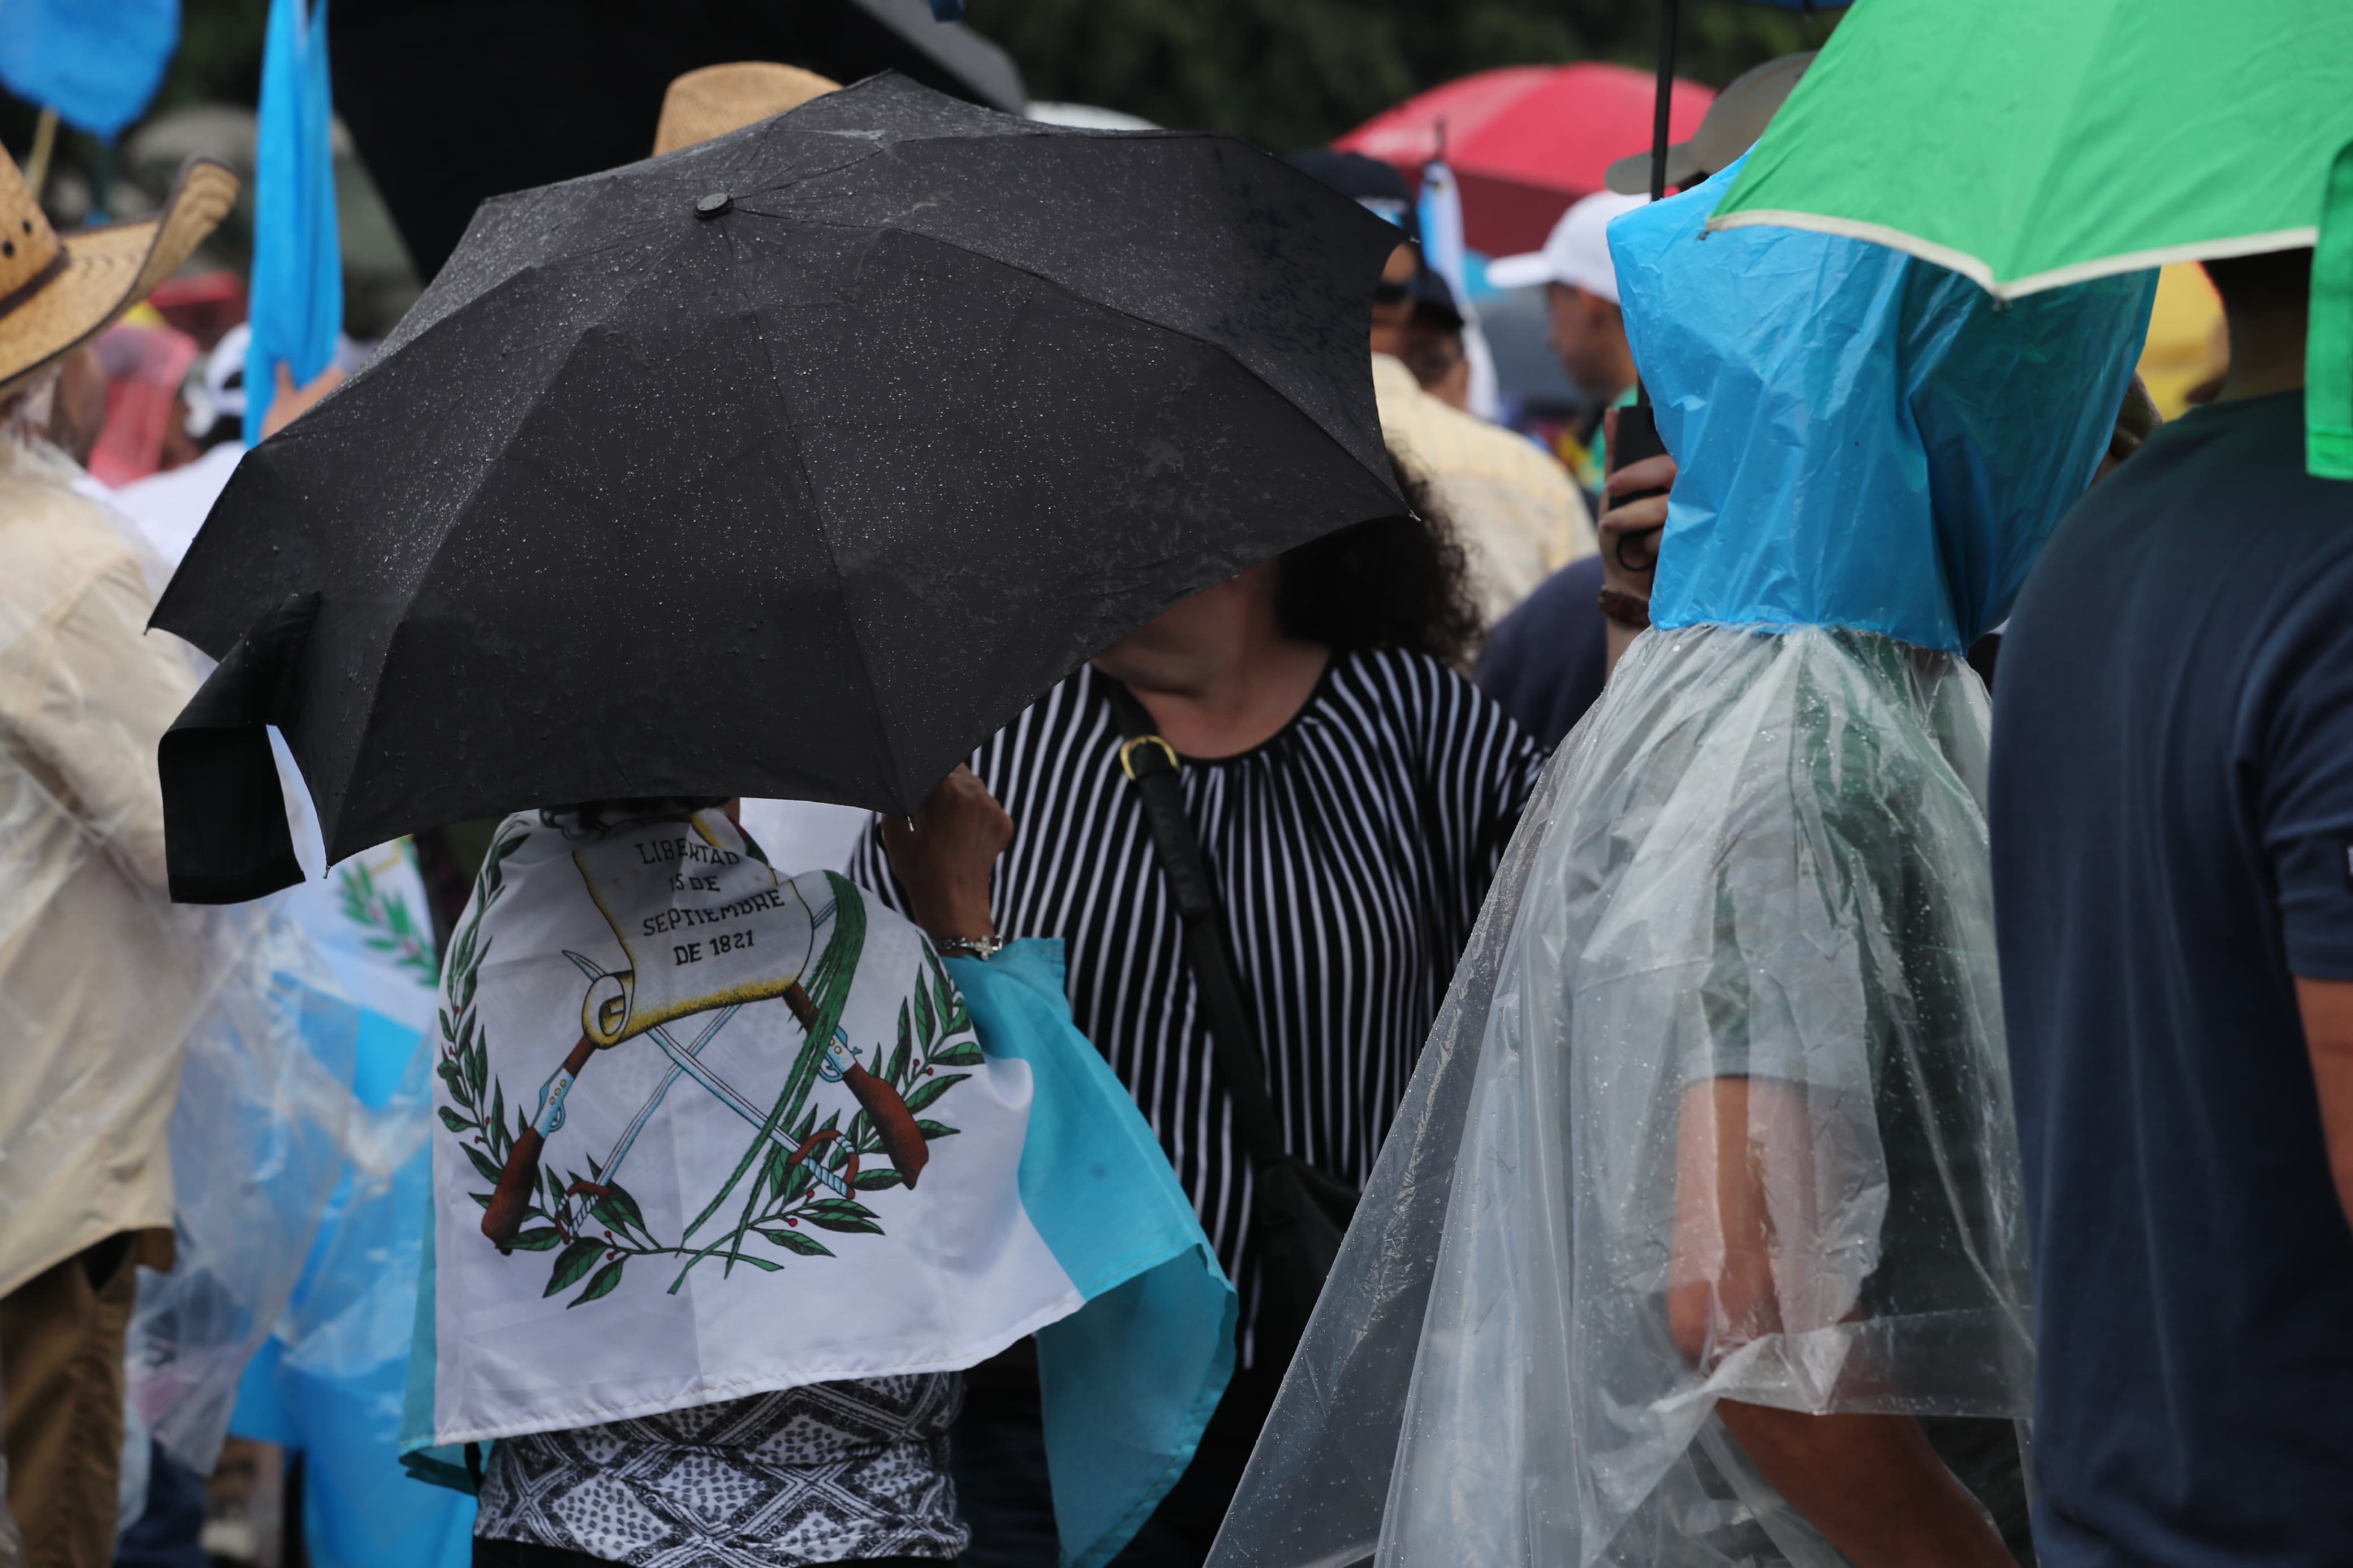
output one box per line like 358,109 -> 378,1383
1335,62 -> 1713,257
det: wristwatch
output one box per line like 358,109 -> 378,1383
934,935 -> 1007,961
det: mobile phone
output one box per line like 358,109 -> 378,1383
1606,399 -> 1670,572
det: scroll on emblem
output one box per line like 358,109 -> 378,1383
571,820 -> 820,1047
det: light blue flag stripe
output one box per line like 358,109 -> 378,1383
954,941 -> 1237,1568
245,0 -> 341,444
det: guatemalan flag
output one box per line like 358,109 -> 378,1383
402,806 -> 1234,1568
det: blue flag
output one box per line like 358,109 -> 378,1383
0,0 -> 178,140
245,0 -> 341,445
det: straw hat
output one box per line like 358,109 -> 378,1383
653,63 -> 843,157
0,149 -> 238,401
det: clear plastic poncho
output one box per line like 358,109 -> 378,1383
122,910 -> 365,1475
227,840 -> 475,1567
0,422 -> 361,1484
1208,165 -> 2154,1568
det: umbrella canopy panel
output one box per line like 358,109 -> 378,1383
155,75 -> 1406,889
1711,0 -> 2353,295
332,0 -> 1027,280
1337,63 -> 1713,256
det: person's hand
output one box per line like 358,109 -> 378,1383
882,765 -> 1012,944
261,362 -> 347,439
1598,408 -> 1678,598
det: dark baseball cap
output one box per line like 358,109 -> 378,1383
1410,269 -> 1463,331
1287,149 -> 1422,247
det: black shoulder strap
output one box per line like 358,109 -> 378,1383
1101,680 -> 1291,1173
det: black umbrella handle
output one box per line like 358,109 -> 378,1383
1650,0 -> 1681,202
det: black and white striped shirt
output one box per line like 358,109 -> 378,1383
851,648 -> 1541,1346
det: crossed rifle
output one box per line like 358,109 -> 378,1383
480,940 -> 926,1250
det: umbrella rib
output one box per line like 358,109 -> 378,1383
331,264 -> 685,855
736,201 -> 1397,491
716,220 -> 910,808
395,231 -> 711,573
378,200 -> 675,358
2006,8 -> 2130,292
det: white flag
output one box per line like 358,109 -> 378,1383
1417,159 -> 1501,420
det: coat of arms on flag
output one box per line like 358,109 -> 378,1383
412,805 -> 1239,1568
439,811 -> 982,1306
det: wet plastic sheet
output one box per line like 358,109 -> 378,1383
124,906 -> 363,1476
1212,625 -> 2025,1568
230,841 -> 476,1568
0,433 -> 226,1311
237,1030 -> 471,1568
1621,158 -> 2156,653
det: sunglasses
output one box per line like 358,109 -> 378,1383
1373,278 -> 1414,306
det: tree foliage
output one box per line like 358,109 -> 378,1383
969,0 -> 1837,152
1,0 -> 1835,226
158,0 -> 273,115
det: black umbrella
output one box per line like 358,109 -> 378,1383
157,72 -> 1404,905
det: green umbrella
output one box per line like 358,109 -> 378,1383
1706,0 -> 2353,478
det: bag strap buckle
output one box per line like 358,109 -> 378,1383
1119,733 -> 1180,781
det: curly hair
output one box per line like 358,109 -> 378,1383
1275,447 -> 1483,669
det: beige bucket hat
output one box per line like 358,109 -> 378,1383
0,148 -> 239,400
1605,52 -> 1816,196
652,62 -> 844,157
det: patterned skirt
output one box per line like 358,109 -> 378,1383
473,1375 -> 966,1566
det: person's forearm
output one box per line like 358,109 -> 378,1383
1673,1081 -> 2015,1567
911,891 -> 996,945
2295,976 -> 2353,1233
1595,440 -> 1670,681
1714,1403 -> 2014,1568
1605,619 -> 1641,678
883,766 -> 1010,947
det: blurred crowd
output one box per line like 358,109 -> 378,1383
1,14 -> 2340,1568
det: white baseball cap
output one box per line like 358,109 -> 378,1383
1485,191 -> 1650,304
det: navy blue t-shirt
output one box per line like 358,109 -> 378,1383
1991,391 -> 2353,1567
1475,554 -> 1609,752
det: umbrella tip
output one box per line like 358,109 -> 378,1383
696,192 -> 734,219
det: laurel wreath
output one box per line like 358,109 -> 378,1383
435,823 -> 980,1308
334,850 -> 440,988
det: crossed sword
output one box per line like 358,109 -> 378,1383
481,953 -> 927,1249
